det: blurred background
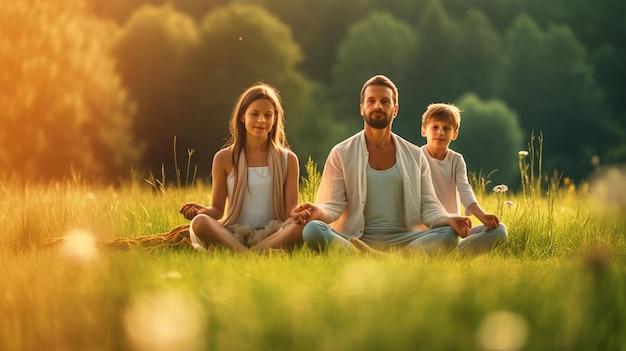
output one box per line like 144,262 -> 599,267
1,0 -> 624,187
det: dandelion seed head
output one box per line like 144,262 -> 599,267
518,151 -> 529,157
59,229 -> 98,263
493,184 -> 509,193
123,290 -> 205,351
477,310 -> 528,351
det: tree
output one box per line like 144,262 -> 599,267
85,0 -> 226,23
330,11 -> 417,135
259,0 -> 373,85
457,9 -> 504,99
501,15 -> 610,180
453,93 -> 524,186
280,77 -> 350,170
408,0 -> 465,114
0,0 -> 139,182
112,4 -> 201,177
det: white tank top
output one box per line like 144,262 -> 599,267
226,168 -> 273,228
363,163 -> 405,234
225,150 -> 288,228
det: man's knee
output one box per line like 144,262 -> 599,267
302,220 -> 328,242
440,226 -> 461,248
302,220 -> 334,251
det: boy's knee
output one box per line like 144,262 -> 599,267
493,223 -> 508,244
410,226 -> 459,255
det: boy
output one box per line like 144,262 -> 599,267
420,103 -> 508,255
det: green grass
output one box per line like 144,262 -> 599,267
0,174 -> 624,351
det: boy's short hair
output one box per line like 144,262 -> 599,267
421,103 -> 461,130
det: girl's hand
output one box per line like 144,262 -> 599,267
290,203 -> 322,225
290,204 -> 311,225
179,203 -> 204,220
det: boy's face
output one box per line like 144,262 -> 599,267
421,119 -> 458,149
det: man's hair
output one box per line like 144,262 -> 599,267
360,75 -> 399,105
421,103 -> 461,130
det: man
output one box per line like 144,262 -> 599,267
299,75 -> 471,255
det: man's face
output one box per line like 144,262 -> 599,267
360,85 -> 398,130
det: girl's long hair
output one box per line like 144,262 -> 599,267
220,83 -> 289,226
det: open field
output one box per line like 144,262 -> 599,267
0,175 -> 624,351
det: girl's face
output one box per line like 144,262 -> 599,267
241,98 -> 276,140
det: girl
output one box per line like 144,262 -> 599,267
180,83 -> 306,252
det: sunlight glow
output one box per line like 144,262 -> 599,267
59,229 -> 98,262
590,166 -> 626,211
477,310 -> 528,351
123,290 -> 206,351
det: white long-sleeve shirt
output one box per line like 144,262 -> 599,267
315,131 -> 450,237
420,145 -> 478,216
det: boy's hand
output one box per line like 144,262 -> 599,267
448,216 -> 472,238
479,214 -> 500,230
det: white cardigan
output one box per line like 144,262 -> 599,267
315,131 -> 450,237
420,145 -> 478,216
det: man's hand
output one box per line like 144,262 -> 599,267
448,216 -> 472,238
290,203 -> 323,224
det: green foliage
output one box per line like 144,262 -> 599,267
501,14 -> 610,180
112,3 -> 201,177
5,0 -> 625,184
0,0 -> 140,181
283,80 -> 349,171
454,93 -> 524,186
199,3 -> 302,84
408,0 -> 464,107
457,9 -> 504,99
299,156 -> 321,204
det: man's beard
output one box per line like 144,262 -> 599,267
365,112 -> 391,129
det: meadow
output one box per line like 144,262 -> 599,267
1,160 -> 625,351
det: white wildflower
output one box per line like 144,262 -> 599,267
518,150 -> 529,157
493,184 -> 509,193
504,201 -> 515,207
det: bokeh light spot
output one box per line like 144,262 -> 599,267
477,310 -> 528,351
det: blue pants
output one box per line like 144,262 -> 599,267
302,220 -> 507,256
457,223 -> 508,256
302,220 -> 458,255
